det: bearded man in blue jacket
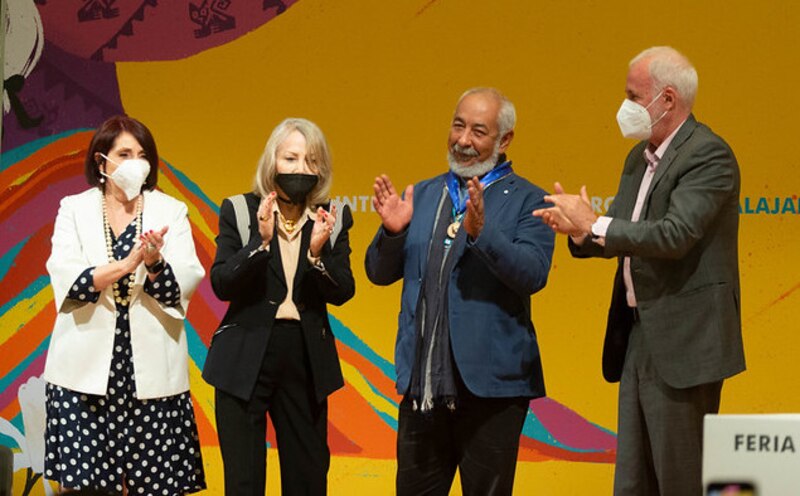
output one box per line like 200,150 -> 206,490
365,87 -> 555,496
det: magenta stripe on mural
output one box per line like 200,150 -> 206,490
0,353 -> 47,412
0,176 -> 87,254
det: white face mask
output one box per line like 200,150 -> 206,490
100,154 -> 151,201
615,90 -> 667,140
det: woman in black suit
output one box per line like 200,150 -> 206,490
203,118 -> 355,495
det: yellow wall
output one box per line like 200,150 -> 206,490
107,0 -> 800,492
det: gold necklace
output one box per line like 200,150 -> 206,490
278,211 -> 297,234
103,195 -> 142,307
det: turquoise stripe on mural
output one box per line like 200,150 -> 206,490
162,160 -> 220,214
521,409 -> 569,448
0,237 -> 28,280
0,129 -> 89,171
185,321 -> 208,370
360,370 -> 399,409
329,315 -> 396,380
0,276 -> 50,319
0,337 -> 50,400
328,316 -> 399,429
521,410 -> 606,453
0,412 -> 25,450
374,410 -> 398,431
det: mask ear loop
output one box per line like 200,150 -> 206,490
96,153 -> 106,184
97,153 -> 122,184
644,89 -> 665,110
645,89 -> 668,129
650,110 -> 668,129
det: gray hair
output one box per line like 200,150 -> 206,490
253,117 -> 332,207
457,87 -> 516,137
631,46 -> 698,107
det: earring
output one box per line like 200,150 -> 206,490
99,177 -> 105,183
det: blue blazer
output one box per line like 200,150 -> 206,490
365,171 -> 554,398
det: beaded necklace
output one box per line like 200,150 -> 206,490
102,194 -> 142,307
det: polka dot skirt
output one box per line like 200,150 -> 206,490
45,220 -> 206,494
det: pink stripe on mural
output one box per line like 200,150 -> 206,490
0,176 -> 87,254
530,397 -> 616,450
0,353 -> 47,412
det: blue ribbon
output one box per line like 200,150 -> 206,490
445,161 -> 513,214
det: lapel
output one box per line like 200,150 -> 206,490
141,189 -> 155,231
292,218 -> 314,292
267,213 -> 287,288
618,158 -> 648,221
83,188 -> 150,304
131,190 -> 156,300
79,188 -> 108,268
266,212 -> 315,291
449,173 -> 516,262
642,115 -> 697,215
413,176 -> 447,278
243,193 -> 287,288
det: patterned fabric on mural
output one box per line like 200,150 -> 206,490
2,0 -> 298,152
35,0 -> 299,61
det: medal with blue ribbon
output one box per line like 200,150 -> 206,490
444,161 -> 513,239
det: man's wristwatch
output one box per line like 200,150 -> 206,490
145,258 -> 165,274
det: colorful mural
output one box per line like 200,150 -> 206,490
0,132 -> 615,493
3,0 -> 800,494
3,0 -> 298,151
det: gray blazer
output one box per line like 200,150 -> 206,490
570,115 -> 746,389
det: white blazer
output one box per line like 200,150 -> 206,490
43,188 -> 205,399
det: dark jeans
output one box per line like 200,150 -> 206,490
215,320 -> 329,496
396,380 -> 530,496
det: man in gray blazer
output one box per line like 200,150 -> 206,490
534,46 -> 746,495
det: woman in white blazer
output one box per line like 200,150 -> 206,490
42,116 -> 206,495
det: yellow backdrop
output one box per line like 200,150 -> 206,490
7,0 -> 800,493
119,0 -> 800,493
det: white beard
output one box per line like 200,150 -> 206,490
447,142 -> 501,178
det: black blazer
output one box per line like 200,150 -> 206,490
202,192 -> 355,402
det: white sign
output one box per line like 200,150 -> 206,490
703,414 -> 800,495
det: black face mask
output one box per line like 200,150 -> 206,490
275,173 -> 319,204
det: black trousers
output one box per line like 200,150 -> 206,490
215,320 -> 329,496
396,378 -> 530,496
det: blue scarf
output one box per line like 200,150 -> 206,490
444,160 -> 513,214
